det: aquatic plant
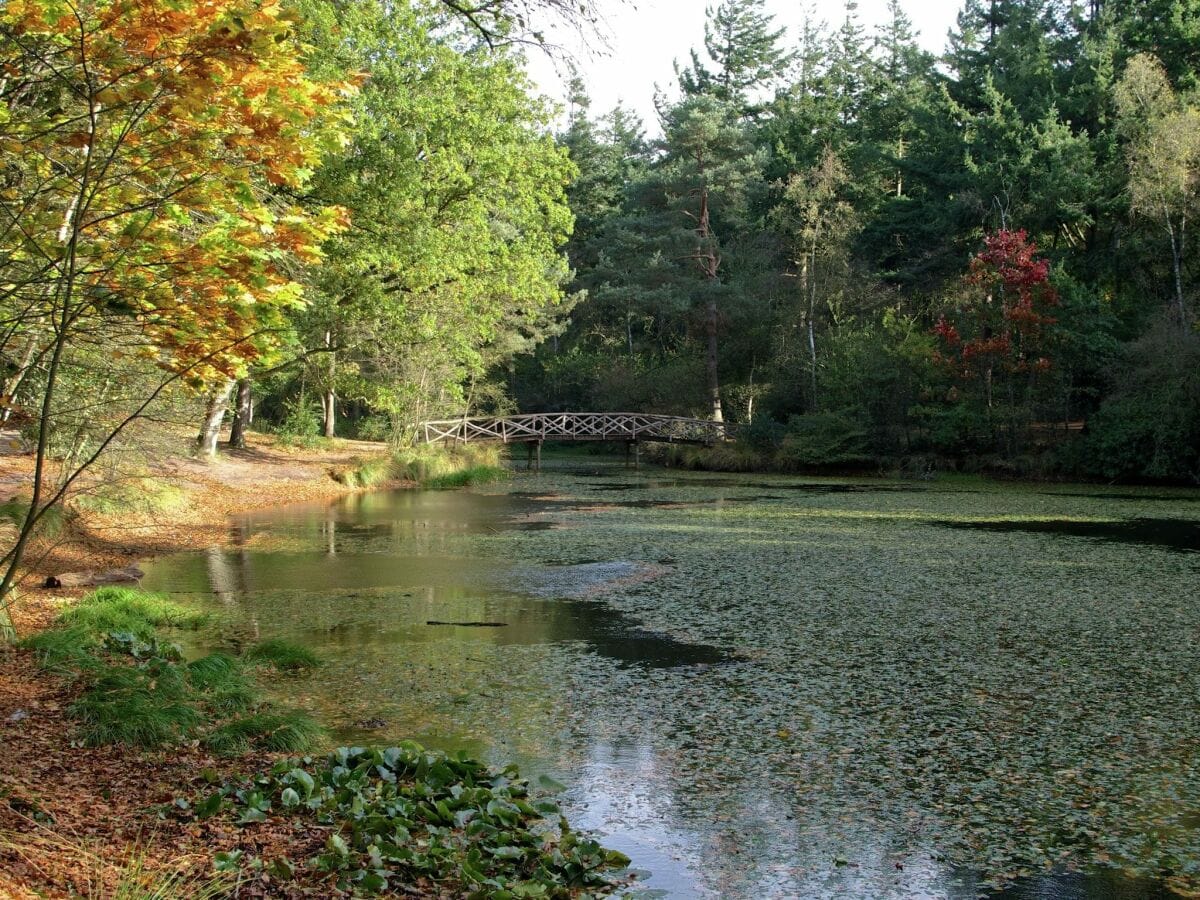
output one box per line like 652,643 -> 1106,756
197,744 -> 629,895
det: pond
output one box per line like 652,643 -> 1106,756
139,459 -> 1200,899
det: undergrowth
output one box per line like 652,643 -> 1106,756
0,826 -> 234,899
57,587 -> 208,637
71,479 -> 189,517
20,589 -> 323,755
332,445 -> 508,490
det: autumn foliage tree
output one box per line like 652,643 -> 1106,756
0,0 -> 348,634
933,229 -> 1059,446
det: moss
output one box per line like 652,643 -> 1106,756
244,639 -> 321,672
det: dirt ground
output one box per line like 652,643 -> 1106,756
0,430 -> 394,897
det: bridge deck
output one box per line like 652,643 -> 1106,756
420,412 -> 728,446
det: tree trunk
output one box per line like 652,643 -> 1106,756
197,380 -> 235,458
695,180 -> 723,423
1168,218 -> 1186,325
228,378 -> 252,449
323,330 -> 336,438
705,294 -> 723,423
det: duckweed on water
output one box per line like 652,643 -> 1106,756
140,468 -> 1200,898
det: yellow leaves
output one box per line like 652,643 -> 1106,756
4,0 -> 352,382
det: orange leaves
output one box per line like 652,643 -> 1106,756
3,0 -> 353,385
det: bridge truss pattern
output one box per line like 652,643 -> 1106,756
419,412 -> 729,446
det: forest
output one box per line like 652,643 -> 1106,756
2,2 -> 1200,896
522,0 -> 1200,483
3,0 -> 1200,529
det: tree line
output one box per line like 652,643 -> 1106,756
513,0 -> 1200,482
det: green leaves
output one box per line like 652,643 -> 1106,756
213,743 -> 628,895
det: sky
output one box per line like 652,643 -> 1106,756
524,0 -> 965,132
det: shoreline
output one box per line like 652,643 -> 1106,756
0,435 -> 402,898
1,432 -> 399,635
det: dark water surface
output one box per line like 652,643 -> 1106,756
139,464 -> 1200,899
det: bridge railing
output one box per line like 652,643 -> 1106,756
420,412 -> 731,446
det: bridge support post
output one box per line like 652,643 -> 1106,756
526,440 -> 541,472
625,440 -> 640,470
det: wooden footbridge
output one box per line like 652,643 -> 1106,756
419,412 -> 730,467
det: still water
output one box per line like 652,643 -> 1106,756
139,461 -> 1200,899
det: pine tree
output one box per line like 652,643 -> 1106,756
678,0 -> 794,112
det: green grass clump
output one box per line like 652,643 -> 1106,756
58,587 -> 207,638
203,709 -> 323,755
21,625 -> 98,673
188,653 -> 255,713
391,444 -> 503,482
422,464 -> 509,489
331,456 -> 393,489
244,638 -> 321,672
71,663 -> 202,748
25,588 -> 321,753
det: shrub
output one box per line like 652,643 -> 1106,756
777,411 -> 872,469
275,396 -> 323,448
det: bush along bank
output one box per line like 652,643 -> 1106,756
332,444 -> 510,490
18,588 -> 631,897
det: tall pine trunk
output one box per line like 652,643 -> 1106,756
695,180 -> 723,423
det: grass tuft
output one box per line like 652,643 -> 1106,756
422,464 -> 509,489
331,456 -> 393,489
187,653 -> 255,714
59,588 -> 207,638
243,639 -> 321,672
21,625 -> 98,673
72,665 -> 204,749
203,709 -> 323,755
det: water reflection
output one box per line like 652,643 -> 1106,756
138,465 -> 1200,899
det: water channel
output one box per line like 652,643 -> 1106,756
139,459 -> 1200,899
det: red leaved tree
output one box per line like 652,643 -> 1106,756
932,229 -> 1059,448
